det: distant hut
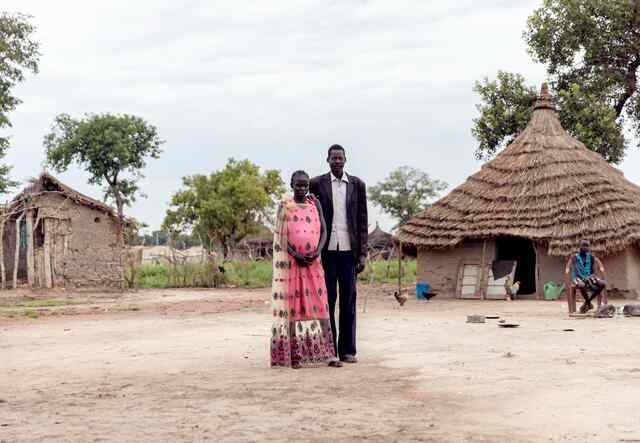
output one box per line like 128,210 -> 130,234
368,222 -> 395,259
235,228 -> 273,260
2,173 -> 128,289
399,84 -> 640,300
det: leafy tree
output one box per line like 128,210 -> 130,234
165,159 -> 284,258
44,113 -> 164,230
0,12 -> 40,193
473,0 -> 640,163
369,166 -> 447,229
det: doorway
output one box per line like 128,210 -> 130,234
495,236 -> 536,295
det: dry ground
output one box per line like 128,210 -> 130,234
1,286 -> 640,442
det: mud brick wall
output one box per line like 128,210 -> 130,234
625,246 -> 640,299
44,194 -> 122,289
2,193 -> 123,289
417,240 -> 495,297
538,252 -> 565,288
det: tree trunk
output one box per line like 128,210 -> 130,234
13,212 -> 24,289
25,209 -> 35,287
112,186 -> 126,291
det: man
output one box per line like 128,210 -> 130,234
565,239 -> 608,314
310,145 -> 367,363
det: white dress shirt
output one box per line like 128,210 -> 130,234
328,172 -> 351,251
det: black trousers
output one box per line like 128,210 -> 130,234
322,251 -> 357,359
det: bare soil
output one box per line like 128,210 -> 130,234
1,286 -> 640,442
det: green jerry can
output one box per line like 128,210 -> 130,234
543,281 -> 565,300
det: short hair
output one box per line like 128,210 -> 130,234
290,170 -> 309,186
327,144 -> 346,158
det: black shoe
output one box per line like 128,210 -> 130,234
341,354 -> 358,363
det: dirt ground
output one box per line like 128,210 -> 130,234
1,286 -> 640,443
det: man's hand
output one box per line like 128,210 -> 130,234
293,254 -> 309,267
355,256 -> 366,274
303,252 -> 318,265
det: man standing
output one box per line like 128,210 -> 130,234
565,239 -> 608,314
310,145 -> 368,363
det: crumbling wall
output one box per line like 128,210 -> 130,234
2,193 -> 123,289
39,193 -> 122,289
417,240 -> 496,297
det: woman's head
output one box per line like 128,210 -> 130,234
290,170 -> 310,200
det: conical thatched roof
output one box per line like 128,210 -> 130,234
399,84 -> 640,256
368,222 -> 394,250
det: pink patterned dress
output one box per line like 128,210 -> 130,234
270,197 -> 336,367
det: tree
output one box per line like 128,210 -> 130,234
472,0 -> 640,163
43,113 -> 163,269
165,159 -> 284,258
0,12 -> 40,193
369,166 -> 447,229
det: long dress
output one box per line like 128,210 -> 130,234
270,197 -> 336,367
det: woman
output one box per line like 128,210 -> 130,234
270,171 -> 341,368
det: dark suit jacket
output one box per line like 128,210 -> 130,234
310,172 -> 368,260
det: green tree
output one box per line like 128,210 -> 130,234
166,159 -> 284,258
0,12 -> 40,193
369,166 -> 447,229
43,113 -> 164,247
473,0 -> 640,163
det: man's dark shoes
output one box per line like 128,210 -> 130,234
341,354 -> 358,363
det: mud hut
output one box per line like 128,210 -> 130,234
1,173 -> 127,289
398,84 -> 640,300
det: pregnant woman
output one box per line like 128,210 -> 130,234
270,170 -> 341,369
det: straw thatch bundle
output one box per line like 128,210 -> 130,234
399,84 -> 640,256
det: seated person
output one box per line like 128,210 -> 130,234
564,239 -> 607,313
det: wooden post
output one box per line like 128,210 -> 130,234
397,241 -> 403,295
0,216 -> 5,290
25,209 -> 34,287
534,242 -> 542,300
43,219 -> 53,289
478,239 -> 487,300
13,212 -> 24,289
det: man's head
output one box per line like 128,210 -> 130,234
327,144 -> 346,177
290,170 -> 310,200
579,239 -> 590,254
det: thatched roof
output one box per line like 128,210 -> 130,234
368,222 -> 394,250
399,84 -> 640,256
14,172 -> 130,221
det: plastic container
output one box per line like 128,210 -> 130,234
416,283 -> 430,300
543,281 -> 565,300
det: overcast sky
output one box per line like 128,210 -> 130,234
3,1 -> 640,233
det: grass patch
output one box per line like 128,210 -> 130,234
358,259 -> 417,284
0,298 -> 80,309
23,310 -> 43,319
133,259 -> 416,289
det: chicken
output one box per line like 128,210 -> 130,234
505,281 -> 520,301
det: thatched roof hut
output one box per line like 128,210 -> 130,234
399,84 -> 640,300
368,222 -> 395,259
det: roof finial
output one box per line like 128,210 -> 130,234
534,82 -> 556,111
541,83 -> 549,95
